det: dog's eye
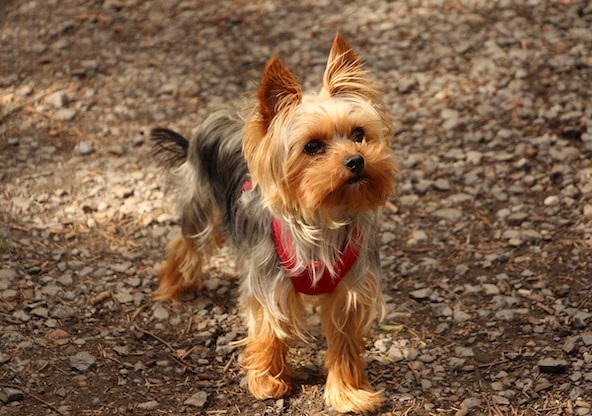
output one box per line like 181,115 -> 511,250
304,139 -> 325,155
351,127 -> 365,143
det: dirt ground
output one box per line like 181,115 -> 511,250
1,1 -> 592,415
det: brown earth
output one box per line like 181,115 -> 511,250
1,1 -> 592,415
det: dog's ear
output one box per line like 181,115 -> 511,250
323,33 -> 375,98
257,57 -> 302,129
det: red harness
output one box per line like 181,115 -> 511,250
243,180 -> 361,295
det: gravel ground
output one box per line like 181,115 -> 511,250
1,0 -> 592,415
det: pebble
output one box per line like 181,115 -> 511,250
537,358 -> 569,374
70,352 -> 97,372
433,178 -> 451,191
152,305 -> 169,320
13,310 -> 31,322
78,141 -> 95,155
137,400 -> 159,410
453,310 -> 472,323
431,208 -> 462,221
482,284 -> 500,295
582,333 -> 592,346
54,108 -> 77,121
411,229 -> 428,242
409,288 -> 432,300
184,391 -> 208,408
46,90 -> 70,108
0,387 -> 24,404
0,269 -> 17,280
454,347 -> 475,358
562,336 -> 579,354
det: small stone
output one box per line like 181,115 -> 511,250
78,141 -> 94,155
465,151 -> 483,165
374,338 -> 391,353
132,134 -> 145,147
31,307 -> 49,318
581,333 -> 592,346
432,208 -> 462,221
506,212 -> 528,226
386,346 -> 404,362
573,310 -> 591,328
137,400 -> 159,410
70,351 -> 96,372
537,358 -> 569,374
382,231 -> 395,244
13,310 -> 31,322
0,387 -> 24,404
276,398 -> 285,411
113,291 -> 133,304
453,310 -> 472,323
410,229 -> 428,242
153,305 -> 169,321
455,346 -> 475,357
0,269 -> 17,280
17,84 -> 33,96
441,108 -> 460,130
563,336 -> 579,353
114,186 -> 134,200
41,284 -> 61,296
417,354 -> 435,363
482,284 -> 500,295
397,76 -> 416,93
415,179 -> 433,194
113,346 -> 129,356
108,144 -> 126,156
44,318 -> 58,328
459,397 -> 481,409
184,391 -> 208,408
54,108 -> 77,121
448,357 -> 466,370
431,303 -> 453,317
403,347 -> 419,361
520,229 -> 542,243
46,90 -> 69,108
492,395 -> 510,405
57,274 -> 74,286
433,178 -> 451,191
409,288 -> 432,300
534,379 -> 553,392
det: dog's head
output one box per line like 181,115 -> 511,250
243,34 -> 397,225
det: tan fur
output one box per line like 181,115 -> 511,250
320,272 -> 385,414
154,233 -> 207,300
241,305 -> 293,399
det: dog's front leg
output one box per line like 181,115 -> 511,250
321,275 -> 384,414
241,301 -> 292,399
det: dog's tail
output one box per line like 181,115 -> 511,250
150,127 -> 189,169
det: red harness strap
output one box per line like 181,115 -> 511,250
273,219 -> 361,295
242,180 -> 361,295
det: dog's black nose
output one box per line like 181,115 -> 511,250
344,155 -> 365,174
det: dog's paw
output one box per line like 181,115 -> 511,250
247,371 -> 291,399
324,379 -> 384,414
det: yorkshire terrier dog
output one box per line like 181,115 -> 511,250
150,34 -> 397,414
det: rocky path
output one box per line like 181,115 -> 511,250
1,1 -> 591,415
